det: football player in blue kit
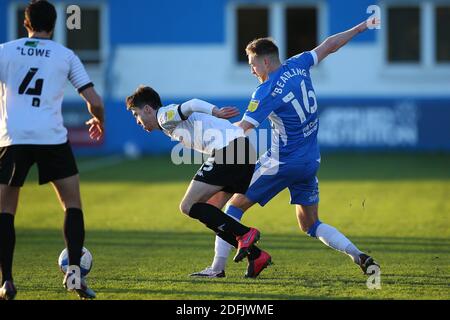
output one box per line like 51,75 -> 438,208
192,18 -> 380,279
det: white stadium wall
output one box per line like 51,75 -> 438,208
110,44 -> 450,100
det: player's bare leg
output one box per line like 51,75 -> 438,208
0,185 -> 19,300
51,174 -> 82,210
180,180 -> 225,214
0,185 -> 20,214
51,175 -> 95,299
296,204 -> 379,274
207,191 -> 232,209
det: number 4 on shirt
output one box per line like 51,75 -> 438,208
18,67 -> 44,107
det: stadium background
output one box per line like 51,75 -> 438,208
1,0 -> 449,155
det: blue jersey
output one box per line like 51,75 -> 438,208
243,51 -> 320,162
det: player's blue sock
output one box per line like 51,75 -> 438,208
226,205 -> 244,221
307,220 -> 322,237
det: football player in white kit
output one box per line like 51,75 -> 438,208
0,1 -> 104,300
126,86 -> 272,277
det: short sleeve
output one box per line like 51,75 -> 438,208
68,51 -> 93,93
287,50 -> 318,70
242,86 -> 276,128
157,104 -> 184,131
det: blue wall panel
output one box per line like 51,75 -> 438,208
72,97 -> 450,156
315,98 -> 450,151
0,0 -> 8,43
327,0 -> 378,42
109,0 -> 226,45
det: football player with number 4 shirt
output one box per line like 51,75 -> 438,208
0,0 -> 103,300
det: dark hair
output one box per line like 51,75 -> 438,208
24,0 -> 57,33
246,37 -> 279,57
126,86 -> 163,111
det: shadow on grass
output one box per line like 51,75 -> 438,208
16,229 -> 450,255
13,228 -> 450,299
22,153 -> 450,184
94,287 -> 367,300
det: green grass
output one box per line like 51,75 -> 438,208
10,153 -> 450,300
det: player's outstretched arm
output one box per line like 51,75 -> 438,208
180,98 -> 239,119
313,17 -> 380,63
212,107 -> 240,119
80,87 -> 105,141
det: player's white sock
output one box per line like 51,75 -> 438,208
210,205 -> 244,271
212,236 -> 232,271
315,223 -> 363,263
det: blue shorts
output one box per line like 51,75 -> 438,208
245,152 -> 320,206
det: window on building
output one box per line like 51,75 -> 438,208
286,7 -> 317,58
387,7 -> 421,63
14,4 -> 103,65
67,8 -> 101,64
236,7 -> 269,63
16,7 -> 27,39
436,6 -> 450,62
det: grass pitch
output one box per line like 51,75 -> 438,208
10,153 -> 450,300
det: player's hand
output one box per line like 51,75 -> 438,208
365,17 -> 381,30
212,107 -> 240,119
85,117 -> 104,141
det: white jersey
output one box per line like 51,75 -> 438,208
0,37 -> 92,146
157,100 -> 245,155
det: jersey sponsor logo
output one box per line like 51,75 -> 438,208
24,40 -> 39,48
247,100 -> 260,112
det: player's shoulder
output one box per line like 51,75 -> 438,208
0,38 -> 27,50
157,104 -> 179,123
287,50 -> 312,61
2,38 -> 74,57
48,41 -> 75,57
252,79 -> 275,101
286,50 -> 318,68
159,103 -> 178,113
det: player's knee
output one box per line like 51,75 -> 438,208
179,200 -> 192,216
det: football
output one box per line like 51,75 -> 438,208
58,247 -> 93,277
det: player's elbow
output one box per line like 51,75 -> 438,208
325,36 -> 340,54
184,98 -> 200,110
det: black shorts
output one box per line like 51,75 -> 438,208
193,137 -> 256,194
0,141 -> 79,187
